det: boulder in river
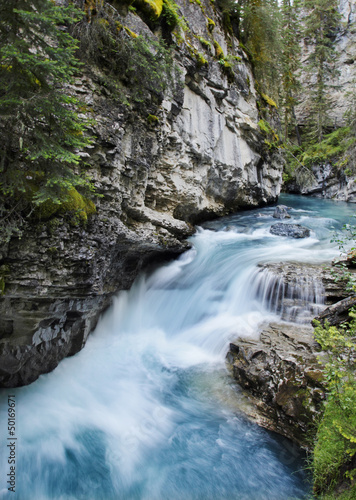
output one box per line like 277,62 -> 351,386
273,205 -> 291,219
226,323 -> 326,449
270,223 -> 310,238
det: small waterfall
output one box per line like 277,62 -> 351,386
4,193 -> 355,500
251,265 -> 326,323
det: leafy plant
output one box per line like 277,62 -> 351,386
312,317 -> 356,495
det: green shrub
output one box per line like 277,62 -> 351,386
312,317 -> 356,496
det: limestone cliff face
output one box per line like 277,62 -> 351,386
0,0 -> 283,387
287,162 -> 356,201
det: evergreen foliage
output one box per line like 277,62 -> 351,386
303,0 -> 341,142
238,0 -> 282,102
0,0 -> 94,243
72,5 -> 176,107
280,0 -> 302,142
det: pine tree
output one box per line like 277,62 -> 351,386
0,0 -> 93,238
238,0 -> 282,101
280,0 -> 302,143
303,0 -> 340,143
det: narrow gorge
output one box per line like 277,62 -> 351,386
0,0 -> 355,499
0,0 -> 283,386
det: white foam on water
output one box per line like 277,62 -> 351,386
2,194 -> 353,499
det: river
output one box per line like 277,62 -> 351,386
1,194 -> 355,500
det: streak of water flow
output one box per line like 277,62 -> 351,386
1,194 -> 355,500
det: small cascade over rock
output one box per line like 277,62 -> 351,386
251,263 -> 327,323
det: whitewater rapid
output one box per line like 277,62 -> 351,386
1,194 -> 355,500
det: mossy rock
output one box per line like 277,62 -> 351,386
134,0 -> 163,19
261,92 -> 277,108
33,188 -> 96,224
213,40 -> 224,59
147,114 -> 159,124
60,188 -> 96,223
124,26 -> 138,38
198,37 -> 212,51
196,52 -> 208,67
207,18 -> 215,31
34,198 -> 61,220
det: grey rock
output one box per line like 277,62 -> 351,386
270,223 -> 310,238
286,162 -> 356,203
226,323 -> 326,449
273,205 -> 291,219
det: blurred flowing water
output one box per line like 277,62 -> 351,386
1,194 -> 355,500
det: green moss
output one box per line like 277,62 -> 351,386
196,52 -> 208,67
258,119 -> 279,148
36,200 -> 59,220
219,59 -> 234,80
207,18 -> 215,32
0,276 -> 5,296
258,119 -> 270,134
213,40 -> 224,59
60,188 -> 96,224
124,26 -> 138,38
97,18 -> 109,28
198,36 -> 212,51
134,0 -> 163,19
162,0 -> 186,31
261,92 -> 277,108
147,114 -> 159,124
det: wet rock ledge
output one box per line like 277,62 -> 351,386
227,322 -> 326,449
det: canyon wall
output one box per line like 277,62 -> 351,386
0,0 -> 283,387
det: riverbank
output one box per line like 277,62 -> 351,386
225,198 -> 356,498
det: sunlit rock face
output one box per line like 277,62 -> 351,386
0,0 -> 283,387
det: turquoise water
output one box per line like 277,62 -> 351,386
1,194 -> 355,500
